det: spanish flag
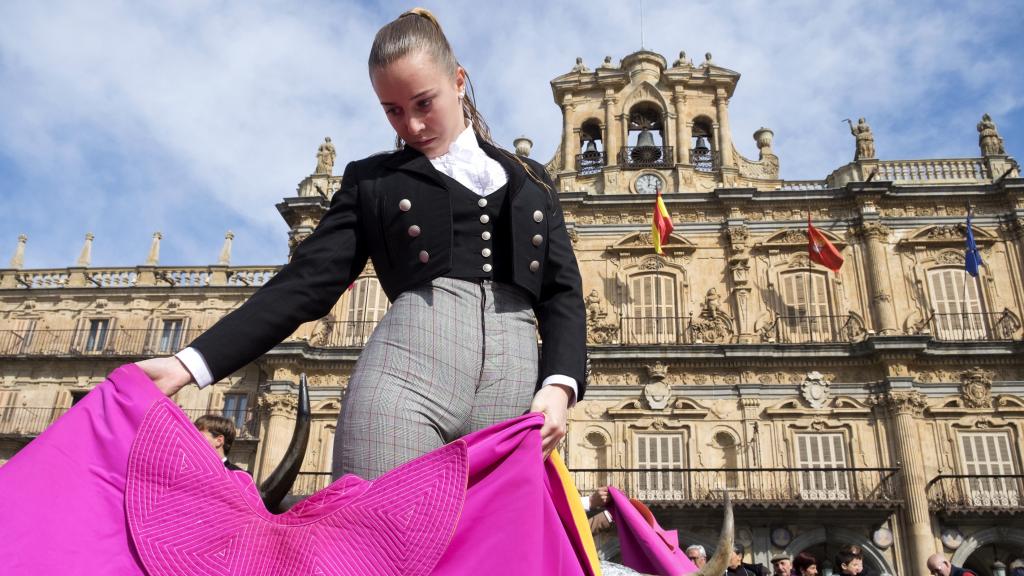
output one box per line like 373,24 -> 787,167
652,189 -> 673,254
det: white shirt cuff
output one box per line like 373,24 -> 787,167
580,495 -> 591,512
175,347 -> 214,388
541,374 -> 577,405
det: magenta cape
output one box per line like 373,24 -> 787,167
609,486 -> 698,576
0,364 -> 598,575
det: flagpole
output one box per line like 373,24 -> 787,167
806,206 -> 813,341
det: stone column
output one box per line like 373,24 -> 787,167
145,232 -> 162,266
858,223 -> 899,334
255,392 -> 298,483
561,96 -> 575,172
67,233 -> 94,287
673,89 -> 688,164
210,231 -> 234,286
9,234 -> 26,269
715,89 -> 734,168
876,390 -> 934,573
603,90 -> 618,165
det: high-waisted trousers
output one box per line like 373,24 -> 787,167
332,277 -> 539,480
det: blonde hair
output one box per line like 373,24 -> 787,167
368,8 -> 554,195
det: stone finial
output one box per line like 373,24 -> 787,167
145,232 -> 162,266
76,233 -> 94,267
9,234 -> 27,269
315,136 -> 336,175
218,230 -> 235,266
977,113 -> 1006,157
600,55 -> 615,69
513,136 -> 533,158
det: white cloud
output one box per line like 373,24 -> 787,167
1,0 -> 1021,267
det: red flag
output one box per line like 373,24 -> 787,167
807,216 -> 844,272
651,189 -> 673,254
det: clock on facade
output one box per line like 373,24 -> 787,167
634,173 -> 664,194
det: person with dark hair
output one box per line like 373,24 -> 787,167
835,549 -> 863,576
194,414 -> 246,472
136,6 -> 587,482
927,553 -> 978,576
728,545 -> 769,576
793,551 -> 819,576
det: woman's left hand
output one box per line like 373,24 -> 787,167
530,384 -> 573,458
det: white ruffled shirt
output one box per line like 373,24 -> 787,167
176,125 -> 577,402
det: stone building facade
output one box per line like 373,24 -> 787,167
2,50 -> 1023,575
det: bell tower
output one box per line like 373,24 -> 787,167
547,50 -> 781,194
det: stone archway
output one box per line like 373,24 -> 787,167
786,527 -> 896,576
950,526 -> 1024,570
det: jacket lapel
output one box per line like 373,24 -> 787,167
382,146 -> 446,188
478,138 -> 528,200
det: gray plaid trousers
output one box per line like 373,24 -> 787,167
332,277 -> 538,480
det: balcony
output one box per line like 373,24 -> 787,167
570,467 -> 901,510
575,151 -> 605,176
0,327 -> 207,357
618,146 -> 674,170
770,315 -> 864,344
308,320 -> 380,348
690,148 -> 720,173
927,474 -> 1024,516
926,311 -> 1020,341
0,404 -> 260,441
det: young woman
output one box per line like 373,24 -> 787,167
137,8 -> 587,480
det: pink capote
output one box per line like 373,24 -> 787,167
609,486 -> 698,576
0,364 -> 595,576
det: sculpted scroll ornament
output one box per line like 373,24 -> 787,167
873,390 -> 928,416
258,393 -> 298,417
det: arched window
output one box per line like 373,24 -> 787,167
624,272 -> 679,344
777,271 -> 833,343
715,431 -> 739,489
927,268 -> 987,340
623,104 -> 670,169
342,277 -> 389,345
586,431 -> 612,488
690,117 -> 716,173
577,119 -> 604,176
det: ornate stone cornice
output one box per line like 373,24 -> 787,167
858,222 -> 891,241
871,390 -> 928,417
258,393 -> 298,417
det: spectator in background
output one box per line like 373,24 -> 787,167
728,545 -> 769,576
794,552 -> 819,576
834,549 -> 863,576
685,544 -> 707,568
195,414 -> 247,473
1009,559 -> 1024,576
771,554 -> 793,576
926,553 -> 978,576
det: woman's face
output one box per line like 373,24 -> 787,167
371,50 -> 466,159
801,565 -> 819,576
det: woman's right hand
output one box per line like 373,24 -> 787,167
135,356 -> 193,397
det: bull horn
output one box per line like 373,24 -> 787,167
692,492 -> 734,576
259,373 -> 311,512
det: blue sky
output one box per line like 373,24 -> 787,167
2,0 -> 1022,268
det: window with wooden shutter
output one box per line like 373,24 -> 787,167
157,319 -> 185,354
928,268 -> 986,339
959,432 -> 1019,506
626,272 -> 678,344
341,277 -> 390,345
1,319 -> 35,355
779,271 -> 831,342
795,433 -> 850,500
635,433 -> 686,500
84,319 -> 111,353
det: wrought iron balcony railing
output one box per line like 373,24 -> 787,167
619,146 -> 674,170
0,328 -> 207,357
925,311 -> 1020,341
618,315 -> 695,345
690,148 -> 720,173
570,467 -> 901,509
575,151 -> 605,176
306,320 -> 381,348
0,404 -> 260,441
771,315 -> 864,344
927,474 -> 1024,515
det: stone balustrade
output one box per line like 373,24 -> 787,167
1,265 -> 279,290
876,158 -> 990,183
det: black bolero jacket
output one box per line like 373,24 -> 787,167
189,137 -> 588,399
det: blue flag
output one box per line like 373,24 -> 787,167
965,209 -> 983,277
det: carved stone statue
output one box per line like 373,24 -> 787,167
585,289 -> 604,322
688,288 -> 733,343
702,287 -> 723,319
571,57 -> 589,73
672,51 -> 692,67
847,118 -> 876,160
977,113 -> 1006,156
315,137 -> 336,175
